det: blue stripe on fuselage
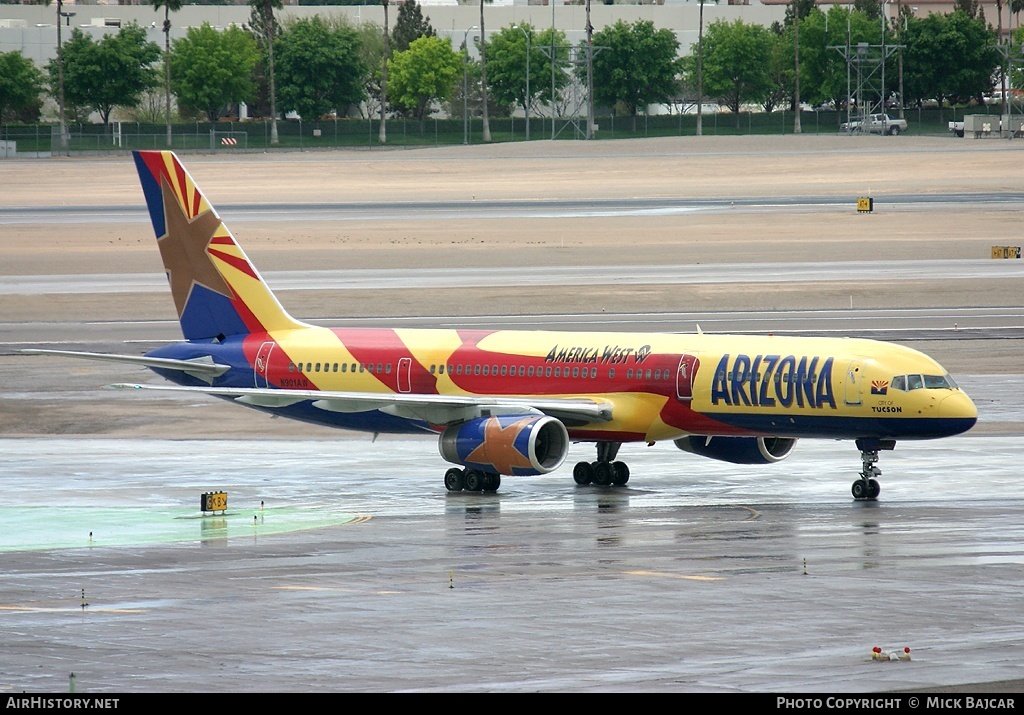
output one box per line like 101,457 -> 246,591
699,411 -> 976,440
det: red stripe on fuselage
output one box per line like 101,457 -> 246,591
334,329 -> 438,394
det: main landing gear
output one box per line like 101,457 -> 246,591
444,467 -> 500,493
851,438 -> 895,500
573,441 -> 630,487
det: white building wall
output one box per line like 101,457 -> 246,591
1,3 -> 789,66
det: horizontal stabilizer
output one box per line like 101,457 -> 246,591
25,349 -> 230,384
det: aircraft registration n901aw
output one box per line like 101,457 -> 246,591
31,151 -> 978,499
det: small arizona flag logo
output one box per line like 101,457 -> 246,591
871,380 -> 889,395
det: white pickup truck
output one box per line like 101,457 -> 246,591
841,113 -> 908,135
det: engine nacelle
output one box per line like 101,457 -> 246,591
674,435 -> 797,465
439,415 -> 569,476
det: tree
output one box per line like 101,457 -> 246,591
275,16 -> 368,121
763,27 -> 794,114
797,6 -> 883,123
170,23 -> 258,122
379,0 -> 388,143
588,19 -> 682,130
356,20 -> 386,120
0,51 -> 45,123
150,0 -> 182,146
249,0 -> 282,144
391,0 -> 434,53
47,24 -> 160,130
387,34 -> 462,134
479,0 -> 491,141
484,24 -> 568,118
688,18 -> 774,127
902,10 -> 999,107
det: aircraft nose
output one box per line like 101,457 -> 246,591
938,391 -> 978,435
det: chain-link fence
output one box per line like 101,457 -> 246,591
0,108 -> 999,158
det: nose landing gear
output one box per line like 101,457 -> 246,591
852,438 -> 895,500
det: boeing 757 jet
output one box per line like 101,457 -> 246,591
30,151 -> 978,499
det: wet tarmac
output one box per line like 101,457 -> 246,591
1,432 -> 1022,693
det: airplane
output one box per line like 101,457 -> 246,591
29,150 -> 978,499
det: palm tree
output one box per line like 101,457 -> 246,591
249,0 -> 282,145
479,0 -> 491,141
151,0 -> 182,148
380,0 -> 389,145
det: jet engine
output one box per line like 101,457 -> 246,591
673,435 -> 797,464
439,414 -> 569,476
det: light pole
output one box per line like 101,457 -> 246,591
55,0 -> 68,154
463,25 -> 478,145
697,0 -> 705,136
515,24 -> 531,141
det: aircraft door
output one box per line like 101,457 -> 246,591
676,353 -> 700,402
398,357 -> 412,393
254,341 -> 275,387
844,360 -> 863,406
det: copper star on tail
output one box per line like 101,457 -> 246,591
156,175 -> 233,318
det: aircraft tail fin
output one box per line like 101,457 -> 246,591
133,150 -> 304,341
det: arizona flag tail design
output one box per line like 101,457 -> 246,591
133,150 -> 304,341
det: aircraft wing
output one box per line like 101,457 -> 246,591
107,383 -> 614,428
23,349 -> 231,384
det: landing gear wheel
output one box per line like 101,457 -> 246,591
592,461 -> 615,487
573,461 -> 594,485
482,473 -> 501,492
444,468 -> 465,492
464,469 -> 484,492
853,438 -> 892,501
611,461 -> 630,486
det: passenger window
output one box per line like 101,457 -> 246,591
609,368 -> 615,379
645,369 -> 652,380
572,367 -> 579,378
288,363 -> 295,372
306,363 -> 312,373
501,366 -> 507,376
545,367 -> 552,377
527,366 -> 534,377
474,365 -> 481,376
341,363 -> 347,373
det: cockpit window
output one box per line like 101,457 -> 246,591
891,373 -> 957,391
